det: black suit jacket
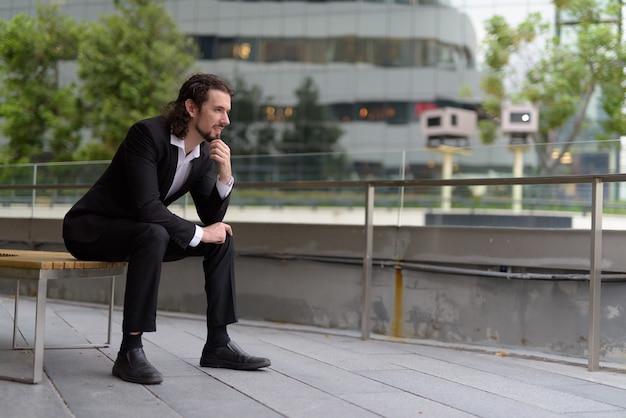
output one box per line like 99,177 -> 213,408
63,116 -> 230,249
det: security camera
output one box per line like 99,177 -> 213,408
420,107 -> 477,148
501,105 -> 538,135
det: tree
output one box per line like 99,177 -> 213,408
0,5 -> 84,162
228,73 -> 276,156
277,77 -> 344,180
480,0 -> 626,175
77,0 -> 197,157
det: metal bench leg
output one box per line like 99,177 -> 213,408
31,277 -> 48,383
2,278 -> 47,384
13,276 -> 117,352
12,279 -> 20,349
3,272 -> 121,383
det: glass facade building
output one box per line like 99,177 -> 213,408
0,0 -> 482,158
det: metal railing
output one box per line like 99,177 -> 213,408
1,172 -> 625,371
240,173 -> 626,372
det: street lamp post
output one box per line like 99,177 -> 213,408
502,104 -> 539,213
421,107 -> 477,211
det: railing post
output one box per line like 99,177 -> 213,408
31,164 -> 37,218
397,151 -> 406,227
588,177 -> 603,371
361,183 -> 374,340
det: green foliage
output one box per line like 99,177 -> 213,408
227,73 -> 277,156
77,0 -> 197,157
480,0 -> 626,174
278,77 -> 343,154
478,120 -> 498,145
0,1 -> 197,162
0,5 -> 84,162
73,142 -> 116,161
276,77 -> 344,180
480,13 -> 546,114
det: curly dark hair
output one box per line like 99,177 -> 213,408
164,73 -> 234,138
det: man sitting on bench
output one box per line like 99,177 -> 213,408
62,73 -> 270,385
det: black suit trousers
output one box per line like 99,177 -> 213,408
64,219 -> 237,334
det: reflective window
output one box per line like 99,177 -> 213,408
260,39 -> 283,62
193,36 -> 216,59
217,38 -> 236,59
195,35 -> 474,70
328,101 -> 435,124
327,37 -> 358,63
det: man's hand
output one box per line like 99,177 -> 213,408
209,139 -> 232,185
201,222 -> 233,244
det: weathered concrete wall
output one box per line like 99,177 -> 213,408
2,218 -> 626,364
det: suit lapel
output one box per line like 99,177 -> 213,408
161,143 -> 179,200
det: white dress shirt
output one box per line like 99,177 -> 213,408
166,134 -> 233,247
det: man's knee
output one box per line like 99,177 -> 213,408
223,234 -> 235,254
202,234 -> 235,258
136,224 -> 170,250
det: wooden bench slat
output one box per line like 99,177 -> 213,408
0,250 -> 126,270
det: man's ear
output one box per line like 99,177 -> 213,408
185,99 -> 197,118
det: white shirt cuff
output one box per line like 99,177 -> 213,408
216,175 -> 234,199
189,225 -> 203,247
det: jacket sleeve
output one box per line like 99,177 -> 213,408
124,121 -> 197,248
189,167 -> 230,226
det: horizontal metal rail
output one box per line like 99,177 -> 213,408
2,172 -> 626,191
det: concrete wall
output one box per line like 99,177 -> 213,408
2,218 -> 626,363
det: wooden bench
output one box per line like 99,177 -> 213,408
0,250 -> 127,384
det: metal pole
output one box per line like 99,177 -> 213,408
12,279 -> 20,348
441,151 -> 453,211
512,147 -> 524,213
31,164 -> 37,218
397,151 -> 406,227
361,184 -> 374,340
32,277 -> 47,383
588,178 -> 603,371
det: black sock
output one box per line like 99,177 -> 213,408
120,333 -> 143,353
206,325 -> 230,348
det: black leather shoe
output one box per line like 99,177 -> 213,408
200,341 -> 271,370
112,347 -> 163,384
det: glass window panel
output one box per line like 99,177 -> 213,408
305,38 -> 327,64
331,103 -> 356,122
358,39 -> 373,64
414,40 -> 426,66
425,39 -> 438,67
386,102 -> 409,124
217,37 -> 236,59
388,39 -> 414,67
358,102 -> 386,121
283,38 -> 303,62
260,38 -> 284,62
327,37 -> 357,63
194,36 -> 216,59
371,39 -> 390,66
437,43 -> 455,69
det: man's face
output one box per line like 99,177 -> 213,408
192,89 -> 231,142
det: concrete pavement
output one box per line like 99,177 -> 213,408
2,296 -> 626,417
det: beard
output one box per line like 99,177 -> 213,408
195,122 -> 220,142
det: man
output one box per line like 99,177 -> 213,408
63,73 -> 270,385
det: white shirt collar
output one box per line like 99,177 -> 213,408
170,134 -> 200,160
